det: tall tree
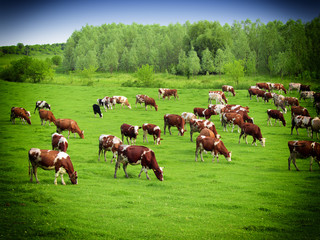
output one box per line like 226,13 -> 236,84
187,47 -> 201,77
201,48 -> 214,74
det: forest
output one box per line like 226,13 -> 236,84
62,17 -> 320,79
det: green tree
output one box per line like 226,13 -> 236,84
187,47 -> 201,77
135,64 -> 155,87
51,55 -> 62,66
100,43 -> 119,73
224,59 -> 244,85
177,50 -> 188,76
201,48 -> 214,74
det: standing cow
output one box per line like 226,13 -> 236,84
98,134 -> 122,163
39,109 -> 56,125
267,109 -> 286,127
120,123 -> 141,145
52,133 -> 68,152
222,85 -> 236,96
93,104 -> 103,118
239,123 -> 266,147
164,114 -> 186,136
142,123 -> 161,145
55,119 -> 84,139
10,107 -> 31,125
34,101 -> 51,113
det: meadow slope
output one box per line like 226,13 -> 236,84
0,80 -> 319,239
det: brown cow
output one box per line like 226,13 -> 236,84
193,107 -> 216,120
114,145 -> 164,181
221,113 -> 244,133
164,114 -> 186,136
98,134 -> 122,163
55,119 -> 84,139
189,119 -> 219,142
271,83 -> 287,94
248,88 -> 265,101
162,89 -> 178,100
158,88 -> 169,99
113,96 -> 132,109
144,96 -> 158,111
195,136 -> 231,162
239,123 -> 266,147
136,94 -> 147,107
39,109 -> 56,126
256,83 -> 270,92
28,148 -> 77,185
199,128 -> 216,138
291,115 -> 313,136
288,140 -> 320,171
263,92 -> 275,103
181,112 -> 197,127
222,85 -> 236,96
52,133 -> 68,152
284,97 -> 299,107
10,107 -> 31,125
120,123 -> 141,145
142,123 -> 161,145
299,84 -> 311,92
267,109 -> 286,127
223,109 -> 254,123
291,106 -> 310,118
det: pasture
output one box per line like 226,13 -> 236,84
0,79 -> 319,239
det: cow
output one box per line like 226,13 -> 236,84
299,84 -> 311,92
299,91 -> 315,101
164,114 -> 186,136
291,115 -> 313,136
311,117 -> 320,139
221,112 -> 244,133
98,134 -> 122,163
181,112 -> 197,128
158,88 -> 169,99
313,92 -> 320,106
224,105 -> 250,113
284,97 -> 299,107
162,89 -> 179,100
273,94 -> 287,113
239,123 -> 266,147
34,101 -> 51,113
193,107 -> 216,120
208,91 -> 227,104
222,85 -> 236,96
288,83 -> 301,93
256,83 -> 270,92
113,96 -> 132,109
264,92 -> 276,103
92,104 -> 103,118
55,119 -> 84,139
52,133 -> 68,152
195,136 -> 231,162
144,96 -> 158,111
114,145 -> 164,181
271,83 -> 287,94
28,148 -> 77,185
223,109 -> 254,123
120,123 -> 141,145
135,94 -> 147,107
38,109 -> 56,126
142,123 -> 161,145
248,88 -> 265,101
199,128 -> 216,138
10,107 -> 31,125
208,104 -> 226,116
267,109 -> 286,127
189,119 -> 219,142
98,96 -> 116,111
288,140 -> 320,171
291,106 -> 310,118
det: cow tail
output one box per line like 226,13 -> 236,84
28,152 -> 31,176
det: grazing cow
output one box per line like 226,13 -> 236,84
164,114 -> 186,136
98,135 -> 122,163
208,104 -> 226,116
222,85 -> 236,96
98,96 -> 116,111
291,115 -> 313,136
193,107 -> 216,120
221,113 -> 244,133
316,102 -> 320,116
92,104 -> 103,118
239,123 -> 266,147
114,145 -> 163,181
288,83 -> 301,93
311,117 -> 320,139
264,92 -> 276,103
158,88 -> 169,99
199,128 -> 216,138
291,106 -> 310,118
10,107 -> 31,125
224,105 -> 250,113
299,91 -> 315,101
288,140 -> 320,171
28,148 -> 77,185
195,136 -> 231,162
248,88 -> 265,101
113,96 -> 132,109
181,112 -> 197,128
55,119 -> 84,139
34,101 -> 51,113
135,94 -> 147,107
271,83 -> 287,94
284,97 -> 299,107
299,84 -> 311,92
189,119 -> 219,142
255,89 -> 266,102
144,96 -> 158,111
209,91 -> 228,104
267,109 -> 286,127
142,123 -> 161,145
52,133 -> 68,152
162,89 -> 179,100
39,109 -> 56,126
223,109 -> 253,123
273,94 -> 287,113
256,83 -> 270,92
120,123 -> 141,145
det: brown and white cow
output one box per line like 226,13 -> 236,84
208,104 -> 226,116
291,106 -> 310,118
288,83 -> 301,93
164,114 -> 186,136
199,128 -> 216,138
28,148 -> 77,185
158,88 -> 169,99
55,119 -> 84,139
208,91 -> 227,104
189,119 -> 219,142
299,91 -> 315,101
271,83 -> 287,94
263,92 -> 276,103
288,140 -> 320,171
311,117 -> 320,139
181,112 -> 197,128
291,115 -> 313,136
224,105 -> 250,113
256,83 -> 270,92
221,113 -> 244,133
100,96 -> 116,110
223,109 -> 253,123
248,88 -> 265,101
10,107 -> 31,125
113,96 -> 132,109
142,123 -> 161,145
222,85 -> 236,96
39,109 -> 56,126
267,109 -> 286,127
144,96 -> 158,111
284,97 -> 299,107
162,89 -> 178,100
239,123 -> 266,147
98,134 -> 122,163
34,100 -> 51,113
136,94 -> 147,107
114,145 -> 163,181
273,94 -> 287,113
193,107 -> 216,120
195,136 -> 231,162
120,123 -> 141,145
52,133 -> 68,152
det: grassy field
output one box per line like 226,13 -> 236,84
0,79 -> 320,239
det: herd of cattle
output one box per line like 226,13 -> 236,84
9,83 -> 320,184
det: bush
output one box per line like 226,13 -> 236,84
51,55 -> 62,66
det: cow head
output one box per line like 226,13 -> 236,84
260,138 -> 266,147
155,105 -> 158,111
153,167 -> 164,181
134,126 -> 141,135
226,152 -> 232,162
70,171 -> 78,184
48,104 -> 51,110
79,130 -> 85,139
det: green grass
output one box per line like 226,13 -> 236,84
0,79 -> 320,239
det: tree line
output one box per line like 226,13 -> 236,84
63,17 -> 320,80
0,43 -> 65,56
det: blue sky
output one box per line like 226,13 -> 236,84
1,0 -> 319,46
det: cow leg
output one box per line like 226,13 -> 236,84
238,131 -> 243,144
111,151 -> 117,163
290,153 -> 300,171
168,126 -> 172,135
114,161 -> 121,178
163,122 -> 167,135
126,137 -> 130,145
123,163 -> 129,178
104,150 -> 107,162
143,131 -> 148,143
252,138 -> 257,146
245,135 -> 248,144
231,124 -> 235,133
200,149 -> 204,162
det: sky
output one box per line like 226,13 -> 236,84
1,0 -> 319,46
